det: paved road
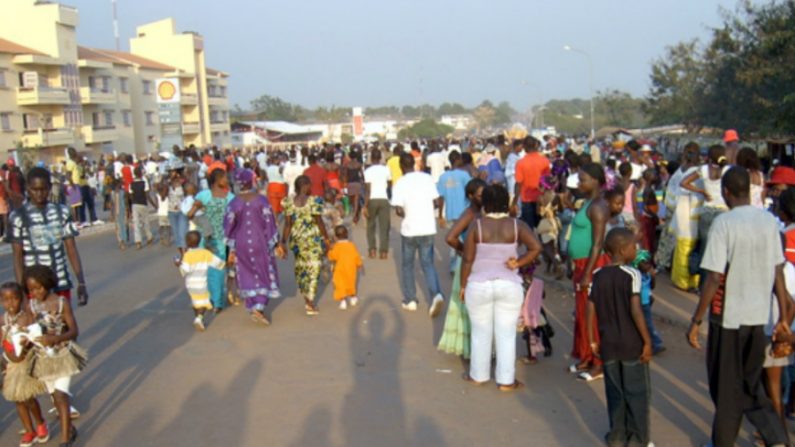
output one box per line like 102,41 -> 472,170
0,219 -> 767,446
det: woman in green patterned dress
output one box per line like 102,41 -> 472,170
281,175 -> 330,315
438,178 -> 486,358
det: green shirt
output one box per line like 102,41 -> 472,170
568,200 -> 593,260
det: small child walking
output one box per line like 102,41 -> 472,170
587,227 -> 653,447
327,225 -> 362,311
179,231 -> 225,331
633,250 -> 665,355
180,183 -> 215,254
1,282 -> 49,447
156,183 -> 171,246
24,265 -> 87,447
519,265 -> 554,364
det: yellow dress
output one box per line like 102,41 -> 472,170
328,240 -> 362,300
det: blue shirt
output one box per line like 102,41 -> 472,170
437,169 -> 471,221
640,272 -> 652,306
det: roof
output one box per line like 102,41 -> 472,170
85,48 -> 175,71
0,38 -> 43,56
239,121 -> 320,135
206,67 -> 229,78
77,46 -> 132,66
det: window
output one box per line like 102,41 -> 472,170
103,110 -> 113,127
0,70 -> 6,88
145,111 -> 154,125
220,86 -> 226,97
0,113 -> 11,131
120,77 -> 129,94
143,80 -> 152,95
122,110 -> 131,127
222,111 -> 228,122
207,85 -> 216,96
88,76 -> 96,89
102,76 -> 111,92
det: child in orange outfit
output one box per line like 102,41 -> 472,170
328,225 -> 363,310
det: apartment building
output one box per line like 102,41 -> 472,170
0,0 -> 231,164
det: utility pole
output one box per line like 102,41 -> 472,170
112,0 -> 120,51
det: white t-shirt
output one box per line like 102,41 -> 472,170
283,162 -> 304,195
701,205 -> 785,329
426,151 -> 448,183
145,160 -> 159,176
391,171 -> 439,237
156,195 -> 169,217
630,162 -> 644,181
364,164 -> 391,200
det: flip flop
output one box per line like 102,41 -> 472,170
568,363 -> 588,374
497,381 -> 525,392
577,371 -> 604,382
462,374 -> 488,386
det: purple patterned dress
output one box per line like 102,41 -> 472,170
224,194 -> 281,311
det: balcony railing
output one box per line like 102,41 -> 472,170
81,125 -> 118,144
80,87 -> 116,105
16,86 -> 70,106
21,128 -> 75,147
181,93 -> 198,106
182,121 -> 200,134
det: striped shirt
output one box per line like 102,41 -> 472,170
179,248 -> 225,307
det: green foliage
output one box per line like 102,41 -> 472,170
397,119 -> 455,139
539,91 -> 647,134
250,94 -> 306,122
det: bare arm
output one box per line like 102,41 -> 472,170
313,215 -> 330,244
773,264 -> 793,340
587,300 -> 598,356
680,170 -> 707,199
630,294 -> 652,362
578,201 -> 608,290
459,221 -> 478,298
687,270 -> 721,349
446,208 -> 475,252
514,221 -> 543,269
11,242 -> 24,285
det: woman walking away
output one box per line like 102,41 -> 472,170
189,169 -> 234,312
281,175 -> 331,316
460,184 -> 542,391
737,147 -> 765,208
438,178 -> 486,359
224,169 -> 283,325
345,150 -> 365,224
569,163 -> 610,382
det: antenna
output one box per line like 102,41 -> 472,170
112,0 -> 120,51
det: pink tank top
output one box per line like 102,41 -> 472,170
469,218 -> 521,285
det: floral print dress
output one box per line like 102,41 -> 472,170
282,196 -> 324,298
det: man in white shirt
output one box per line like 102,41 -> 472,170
687,166 -> 790,447
363,149 -> 391,259
426,144 -> 449,183
391,152 -> 444,317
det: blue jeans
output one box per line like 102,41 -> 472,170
641,303 -> 664,350
603,360 -> 651,447
168,211 -> 188,249
400,235 -> 441,304
520,201 -> 538,229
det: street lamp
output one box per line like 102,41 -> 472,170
563,45 -> 595,139
521,80 -> 544,129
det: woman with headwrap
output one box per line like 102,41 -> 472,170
224,169 -> 284,324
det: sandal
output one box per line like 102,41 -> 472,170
251,310 -> 270,326
577,371 -> 604,382
462,374 -> 488,386
497,381 -> 525,392
568,362 -> 589,374
520,356 -> 538,365
304,300 -> 319,316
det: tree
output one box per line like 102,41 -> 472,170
438,102 -> 468,116
645,40 -> 707,132
494,101 -> 516,125
249,95 -> 305,122
473,105 -> 496,132
397,119 -> 454,139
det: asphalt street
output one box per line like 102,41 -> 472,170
0,219 -> 770,446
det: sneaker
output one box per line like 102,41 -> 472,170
193,316 -> 205,332
48,406 -> 80,418
429,294 -> 445,318
91,220 -> 105,226
35,423 -> 49,443
20,432 -> 36,447
338,300 -> 348,311
349,296 -> 358,307
402,301 -> 418,312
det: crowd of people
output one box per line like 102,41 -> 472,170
3,128 -> 795,446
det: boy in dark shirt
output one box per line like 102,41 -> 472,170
587,227 -> 653,447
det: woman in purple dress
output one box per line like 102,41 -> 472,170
224,169 -> 285,325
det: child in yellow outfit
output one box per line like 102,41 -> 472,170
328,225 -> 363,311
179,231 -> 225,331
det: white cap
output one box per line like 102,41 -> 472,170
640,144 -> 653,152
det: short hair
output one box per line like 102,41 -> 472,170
294,174 -> 311,192
625,140 -> 641,152
308,154 -> 317,164
604,185 -> 625,201
334,225 -> 348,239
399,152 -> 414,170
0,281 -> 24,299
27,167 -> 51,186
448,151 -> 462,166
618,162 -> 632,178
780,188 -> 795,222
208,168 -> 226,186
737,147 -> 761,171
708,145 -> 727,167
461,152 -> 473,165
580,163 -> 606,186
185,231 -> 201,248
604,227 -> 634,257
370,149 -> 381,162
23,265 -> 58,292
522,136 -> 540,152
465,178 -> 487,199
722,166 -> 750,199
481,184 -> 510,213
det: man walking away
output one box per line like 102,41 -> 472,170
363,149 -> 391,259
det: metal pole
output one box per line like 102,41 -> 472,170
112,0 -> 120,51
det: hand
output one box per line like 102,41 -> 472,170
459,287 -> 466,303
36,334 -> 60,347
228,251 -> 237,266
577,273 -> 592,292
686,322 -> 701,349
702,191 -> 712,202
362,207 -> 369,219
505,257 -> 519,270
77,284 -> 89,306
274,243 -> 286,259
438,217 -> 446,227
639,343 -> 653,363
509,205 -> 519,218
773,320 -> 792,342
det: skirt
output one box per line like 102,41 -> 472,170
2,354 -> 47,402
346,182 -> 363,197
571,255 -> 609,365
30,342 -> 88,382
437,258 -> 470,358
267,182 -> 287,214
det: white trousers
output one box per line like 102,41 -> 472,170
465,279 -> 524,385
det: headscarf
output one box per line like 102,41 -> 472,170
235,168 -> 256,191
632,249 -> 651,268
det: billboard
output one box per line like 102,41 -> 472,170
156,78 -> 181,104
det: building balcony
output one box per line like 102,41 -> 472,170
208,95 -> 226,106
21,128 -> 75,147
56,4 -> 79,27
182,121 -> 200,134
16,87 -> 70,106
81,125 -> 118,144
80,87 -> 116,105
181,93 -> 198,106
210,121 -> 228,132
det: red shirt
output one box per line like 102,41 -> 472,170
121,165 -> 134,193
304,164 -> 327,197
514,152 -> 551,203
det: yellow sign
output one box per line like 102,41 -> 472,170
156,78 -> 181,103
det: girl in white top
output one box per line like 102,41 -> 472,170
737,147 -> 765,208
680,145 -> 731,210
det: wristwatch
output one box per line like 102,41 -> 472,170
691,316 -> 702,326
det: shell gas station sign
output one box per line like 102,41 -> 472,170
156,78 -> 181,104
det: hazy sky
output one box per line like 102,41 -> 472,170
70,0 -> 739,111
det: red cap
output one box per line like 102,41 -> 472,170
723,129 -> 739,143
769,167 -> 795,186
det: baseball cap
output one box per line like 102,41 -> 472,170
768,167 -> 795,186
723,129 -> 739,144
